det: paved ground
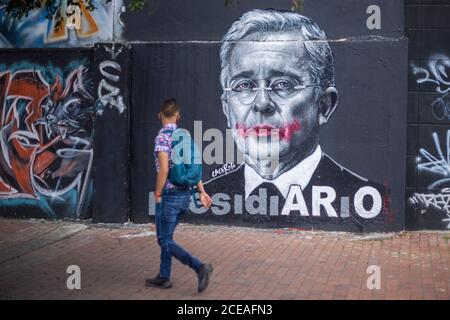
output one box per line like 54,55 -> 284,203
0,218 -> 449,300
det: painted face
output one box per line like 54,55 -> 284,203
0,67 -> 93,202
223,32 -> 321,165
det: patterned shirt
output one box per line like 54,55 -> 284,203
154,123 -> 177,189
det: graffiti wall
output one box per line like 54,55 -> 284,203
131,9 -> 407,231
0,0 -> 124,48
406,0 -> 450,230
0,0 -> 413,231
0,49 -> 95,219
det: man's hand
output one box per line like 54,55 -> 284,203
199,191 -> 212,208
154,191 -> 162,203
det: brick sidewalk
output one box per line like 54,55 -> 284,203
0,218 -> 449,300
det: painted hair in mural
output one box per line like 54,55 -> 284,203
201,9 -> 390,229
0,0 -> 124,48
0,63 -> 94,219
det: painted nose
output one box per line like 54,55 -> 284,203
252,89 -> 275,114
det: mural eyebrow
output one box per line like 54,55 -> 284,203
229,70 -> 255,82
265,70 -> 306,82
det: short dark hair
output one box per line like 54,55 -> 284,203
160,98 -> 180,117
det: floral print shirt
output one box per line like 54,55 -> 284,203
154,123 -> 177,189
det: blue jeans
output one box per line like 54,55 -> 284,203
155,188 -> 203,280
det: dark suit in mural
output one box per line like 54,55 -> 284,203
204,153 -> 389,228
194,9 -> 390,228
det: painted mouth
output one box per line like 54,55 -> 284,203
236,120 -> 301,141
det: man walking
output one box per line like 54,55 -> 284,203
146,98 -> 214,293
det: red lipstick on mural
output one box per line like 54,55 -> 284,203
236,120 -> 301,141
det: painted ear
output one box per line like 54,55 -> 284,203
62,66 -> 93,100
51,75 -> 64,102
318,87 -> 338,126
221,94 -> 231,128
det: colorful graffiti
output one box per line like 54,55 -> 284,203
0,0 -> 124,48
0,62 -> 94,218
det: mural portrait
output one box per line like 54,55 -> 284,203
200,10 -> 390,227
0,61 -> 95,219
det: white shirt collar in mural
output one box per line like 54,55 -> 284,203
244,145 -> 322,199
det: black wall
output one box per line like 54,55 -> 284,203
123,0 -> 291,41
129,38 -> 408,231
124,0 -> 407,231
406,0 -> 450,230
92,43 -> 132,223
123,0 -> 402,41
0,0 -> 417,232
304,0 -> 404,39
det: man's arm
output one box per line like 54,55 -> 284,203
155,151 -> 170,203
196,181 -> 212,208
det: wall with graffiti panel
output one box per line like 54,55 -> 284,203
0,0 -> 418,232
406,0 -> 450,230
0,0 -> 124,48
0,49 -> 95,219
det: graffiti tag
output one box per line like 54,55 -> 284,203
411,54 -> 450,120
409,129 -> 450,228
409,190 -> 450,229
97,43 -> 126,115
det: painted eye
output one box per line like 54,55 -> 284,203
233,80 -> 255,92
272,79 -> 295,91
41,97 -> 53,113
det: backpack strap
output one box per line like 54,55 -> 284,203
162,128 -> 174,135
189,186 -> 202,209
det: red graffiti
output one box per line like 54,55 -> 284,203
0,66 -> 94,211
382,178 -> 397,225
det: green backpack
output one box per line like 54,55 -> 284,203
164,128 -> 203,208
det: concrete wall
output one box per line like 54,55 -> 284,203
0,0 -> 411,232
128,1 -> 408,232
405,0 -> 450,230
130,39 -> 407,232
92,43 -> 131,223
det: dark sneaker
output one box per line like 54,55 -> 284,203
146,276 -> 172,289
197,263 -> 213,293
